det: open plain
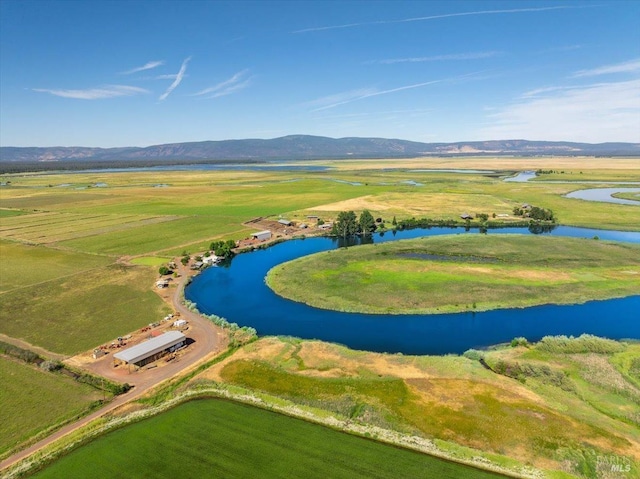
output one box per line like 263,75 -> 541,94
1,157 -> 639,479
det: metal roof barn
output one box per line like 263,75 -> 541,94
252,230 -> 272,241
113,331 -> 185,365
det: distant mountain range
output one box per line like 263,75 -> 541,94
1,136 -> 639,170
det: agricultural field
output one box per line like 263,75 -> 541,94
267,235 -> 640,314
0,356 -> 102,457
0,263 -> 169,355
198,335 -> 640,478
30,399 -> 503,479
0,240 -> 112,293
1,158 -> 639,476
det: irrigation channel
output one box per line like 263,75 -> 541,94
186,226 -> 640,355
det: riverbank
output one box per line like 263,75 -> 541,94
266,234 -> 640,315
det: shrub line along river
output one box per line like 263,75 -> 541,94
186,226 -> 640,355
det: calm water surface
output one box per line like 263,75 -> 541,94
186,226 -> 640,354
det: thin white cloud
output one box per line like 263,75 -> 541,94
542,44 -> 583,53
121,60 -> 165,75
33,85 -> 149,100
312,108 -> 433,120
159,56 -> 191,101
294,5 -> 583,34
370,51 -> 501,65
520,85 -> 574,98
310,81 -> 443,112
155,74 -> 179,80
192,70 -> 251,98
573,58 -> 640,78
479,79 -> 640,142
306,72 -> 483,112
301,88 -> 378,110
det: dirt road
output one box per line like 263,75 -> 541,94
0,263 -> 227,472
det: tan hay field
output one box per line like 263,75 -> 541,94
321,156 -> 640,171
308,192 -> 516,218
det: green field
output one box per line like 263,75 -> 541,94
0,357 -> 102,457
0,240 -> 113,293
210,336 -> 640,477
1,161 -> 639,475
31,399 -> 503,479
0,262 -> 169,355
267,235 -> 640,314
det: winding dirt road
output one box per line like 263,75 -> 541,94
0,263 -> 227,472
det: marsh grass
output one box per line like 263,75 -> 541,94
267,235 -> 640,314
209,336 -> 640,477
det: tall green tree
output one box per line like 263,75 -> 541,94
359,209 -> 376,234
332,210 -> 358,238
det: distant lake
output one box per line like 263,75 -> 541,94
186,226 -> 640,355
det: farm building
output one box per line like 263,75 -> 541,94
278,219 -> 293,226
460,213 -> 473,220
113,331 -> 186,370
252,230 -> 272,241
202,254 -> 221,265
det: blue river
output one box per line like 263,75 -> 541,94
185,226 -> 640,355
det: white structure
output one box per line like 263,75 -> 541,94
252,230 -> 272,241
173,319 -> 187,328
202,254 -> 220,265
114,331 -> 185,369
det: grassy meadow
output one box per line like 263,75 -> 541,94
200,336 -> 640,478
267,235 -> 640,314
30,399 -> 503,479
0,356 -> 103,457
0,261 -> 169,355
1,159 -> 639,474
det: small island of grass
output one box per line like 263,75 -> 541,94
266,234 -> 640,314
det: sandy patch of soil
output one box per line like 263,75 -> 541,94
309,195 -> 392,213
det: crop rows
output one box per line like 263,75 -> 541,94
0,212 -> 177,244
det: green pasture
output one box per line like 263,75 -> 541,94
31,399 -> 503,479
0,211 -> 176,245
0,240 -> 112,293
0,209 -> 25,218
215,336 -> 640,477
0,264 -> 169,355
267,235 -> 640,314
0,356 -> 102,457
129,256 -> 172,266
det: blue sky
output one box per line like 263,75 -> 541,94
1,0 -> 639,147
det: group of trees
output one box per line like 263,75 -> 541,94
331,210 -> 378,238
209,239 -> 237,257
513,205 -> 555,222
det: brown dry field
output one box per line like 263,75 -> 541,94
308,192 -> 521,219
316,156 -> 640,171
